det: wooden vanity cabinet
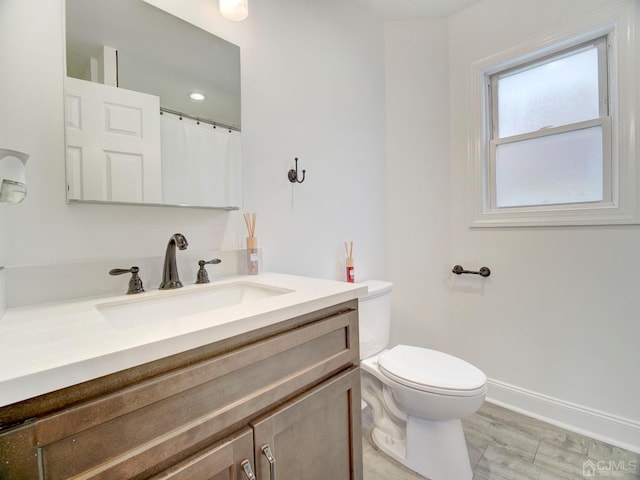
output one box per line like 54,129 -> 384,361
0,300 -> 363,480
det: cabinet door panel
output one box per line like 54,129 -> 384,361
251,368 -> 363,480
149,427 -> 255,480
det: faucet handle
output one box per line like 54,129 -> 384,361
196,259 -> 222,284
109,266 -> 145,294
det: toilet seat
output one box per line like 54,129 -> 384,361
377,345 -> 487,397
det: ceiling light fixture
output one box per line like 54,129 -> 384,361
189,92 -> 206,101
219,0 -> 248,21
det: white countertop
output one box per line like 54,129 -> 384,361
0,273 -> 366,407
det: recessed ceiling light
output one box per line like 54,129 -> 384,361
189,92 -> 206,101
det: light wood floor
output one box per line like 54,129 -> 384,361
362,402 -> 640,480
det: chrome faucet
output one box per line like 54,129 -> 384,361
160,233 -> 189,289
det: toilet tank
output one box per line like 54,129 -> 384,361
358,280 -> 393,359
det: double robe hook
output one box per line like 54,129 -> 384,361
288,157 -> 306,183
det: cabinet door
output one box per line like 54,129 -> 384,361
251,368 -> 363,480
150,427 -> 256,480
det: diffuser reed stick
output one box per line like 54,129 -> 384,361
244,213 -> 258,274
243,212 -> 257,238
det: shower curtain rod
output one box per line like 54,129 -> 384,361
159,107 -> 240,132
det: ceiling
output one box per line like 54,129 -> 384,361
354,0 -> 483,20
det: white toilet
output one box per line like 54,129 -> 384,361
358,280 -> 486,480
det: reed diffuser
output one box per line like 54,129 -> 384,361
344,240 -> 355,283
244,213 -> 258,274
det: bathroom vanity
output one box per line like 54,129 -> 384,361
0,274 -> 364,479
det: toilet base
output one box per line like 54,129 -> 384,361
372,416 -> 472,480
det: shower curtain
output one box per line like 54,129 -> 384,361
160,112 -> 242,207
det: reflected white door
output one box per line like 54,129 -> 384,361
65,76 -> 161,203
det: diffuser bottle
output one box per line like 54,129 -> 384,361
247,236 -> 258,275
346,258 -> 355,283
344,240 -> 355,283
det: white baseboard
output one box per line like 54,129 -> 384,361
486,378 -> 640,454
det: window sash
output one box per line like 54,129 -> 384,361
489,36 -> 609,141
488,117 -> 613,211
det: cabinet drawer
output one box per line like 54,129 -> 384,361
30,308 -> 358,479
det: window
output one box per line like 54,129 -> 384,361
468,1 -> 639,227
489,37 -> 610,210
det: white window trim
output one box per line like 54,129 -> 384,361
468,0 -> 638,227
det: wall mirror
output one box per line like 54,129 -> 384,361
64,0 -> 242,209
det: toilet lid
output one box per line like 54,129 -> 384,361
377,345 -> 486,396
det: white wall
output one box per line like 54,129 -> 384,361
386,0 -> 640,451
0,0 -> 387,283
384,19 -> 452,348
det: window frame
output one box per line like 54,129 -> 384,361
488,36 -> 612,212
467,1 -> 639,227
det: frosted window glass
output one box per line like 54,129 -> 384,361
495,126 -> 603,208
497,47 -> 600,138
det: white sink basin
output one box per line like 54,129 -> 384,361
97,281 -> 292,328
